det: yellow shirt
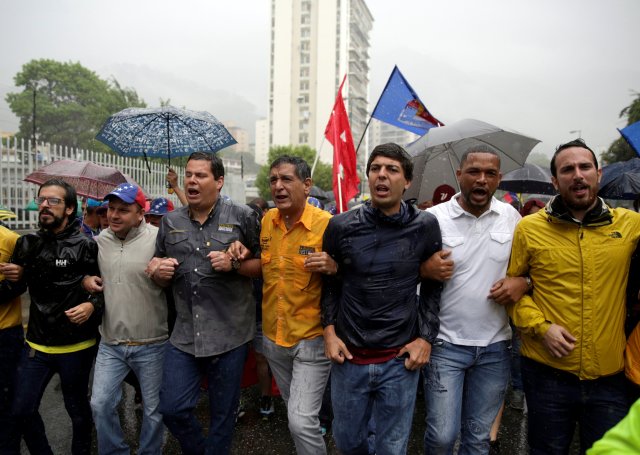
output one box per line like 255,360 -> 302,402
0,225 -> 22,330
261,204 -> 331,347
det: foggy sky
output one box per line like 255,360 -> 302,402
1,0 -> 639,159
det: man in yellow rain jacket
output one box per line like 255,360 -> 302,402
507,139 -> 640,454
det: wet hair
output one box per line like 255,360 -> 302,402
269,155 -> 311,181
187,152 -> 225,179
550,138 -> 598,177
38,178 -> 78,222
459,145 -> 501,167
366,143 -> 413,181
249,197 -> 269,211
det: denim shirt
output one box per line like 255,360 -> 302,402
155,198 -> 261,357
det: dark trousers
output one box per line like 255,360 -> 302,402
11,344 -> 97,455
522,357 -> 630,454
159,342 -> 248,455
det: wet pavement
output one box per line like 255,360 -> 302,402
29,374 -> 568,454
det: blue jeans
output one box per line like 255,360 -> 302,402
90,340 -> 167,455
423,339 -> 511,455
331,357 -> 419,455
510,323 -> 524,391
11,343 -> 96,455
159,342 -> 248,455
521,357 -> 630,454
262,336 -> 331,455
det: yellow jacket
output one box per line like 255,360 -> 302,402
0,225 -> 22,330
508,198 -> 640,380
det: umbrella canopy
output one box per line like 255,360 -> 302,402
24,159 -> 138,200
498,163 -> 556,195
404,118 -> 541,203
0,205 -> 17,221
96,105 -> 237,167
598,157 -> 640,200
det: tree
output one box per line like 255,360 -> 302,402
5,59 -> 146,152
601,92 -> 640,164
255,145 -> 333,199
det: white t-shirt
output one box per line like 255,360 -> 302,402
427,195 -> 521,346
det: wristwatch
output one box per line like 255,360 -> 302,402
524,276 -> 533,291
230,257 -> 241,271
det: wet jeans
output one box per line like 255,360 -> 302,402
90,340 -> 167,455
159,342 -> 248,455
423,339 -> 511,455
522,357 -> 630,454
262,336 -> 331,455
11,343 -> 96,455
331,357 -> 419,455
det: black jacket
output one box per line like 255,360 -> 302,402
12,219 -> 103,346
321,201 -> 442,348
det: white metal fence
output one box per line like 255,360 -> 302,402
0,137 -> 245,231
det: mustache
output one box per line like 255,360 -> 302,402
39,209 -> 54,216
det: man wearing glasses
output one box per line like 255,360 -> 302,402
0,178 -> 102,455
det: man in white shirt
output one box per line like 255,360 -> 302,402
422,146 -> 528,454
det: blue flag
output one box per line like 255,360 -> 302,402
371,66 -> 444,135
619,120 -> 640,156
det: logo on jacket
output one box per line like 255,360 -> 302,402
55,259 -> 69,267
608,231 -> 622,239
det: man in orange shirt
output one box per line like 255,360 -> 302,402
236,155 -> 337,454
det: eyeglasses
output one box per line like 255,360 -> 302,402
34,197 -> 63,206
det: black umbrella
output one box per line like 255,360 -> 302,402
599,158 -> 640,200
498,163 -> 556,195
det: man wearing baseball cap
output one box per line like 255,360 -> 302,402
145,197 -> 175,228
83,183 -> 169,454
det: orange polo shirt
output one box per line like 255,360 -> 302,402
261,204 -> 331,347
0,226 -> 22,330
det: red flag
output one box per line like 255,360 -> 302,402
324,75 -> 360,213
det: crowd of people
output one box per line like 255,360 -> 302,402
0,137 -> 639,455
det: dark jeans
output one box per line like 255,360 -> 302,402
522,357 -> 630,454
159,342 -> 248,455
11,343 -> 97,455
0,326 -> 50,455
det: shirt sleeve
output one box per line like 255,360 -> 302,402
418,213 -> 443,343
506,222 -> 551,338
321,218 -> 341,328
155,215 -> 168,258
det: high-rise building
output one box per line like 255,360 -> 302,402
223,121 -> 250,154
254,118 -> 269,165
268,0 -> 373,165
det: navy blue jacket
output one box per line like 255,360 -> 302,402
321,201 -> 442,348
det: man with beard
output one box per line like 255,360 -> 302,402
0,178 -> 102,455
507,139 -> 640,454
150,152 -> 260,455
422,145 -> 528,455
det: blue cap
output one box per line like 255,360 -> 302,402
104,183 -> 146,208
147,197 -> 174,216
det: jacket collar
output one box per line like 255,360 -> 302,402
545,195 -> 612,226
362,200 -> 416,227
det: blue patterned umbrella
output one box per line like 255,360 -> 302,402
96,106 -> 237,168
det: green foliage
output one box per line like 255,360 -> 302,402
5,59 -> 146,152
255,145 -> 333,200
601,92 -> 640,164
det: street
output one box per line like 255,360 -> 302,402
29,374 -> 540,454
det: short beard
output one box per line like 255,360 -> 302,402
39,212 -> 67,231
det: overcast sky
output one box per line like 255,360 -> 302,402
1,0 -> 639,159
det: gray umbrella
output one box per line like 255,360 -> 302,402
405,118 -> 540,203
498,163 -> 556,195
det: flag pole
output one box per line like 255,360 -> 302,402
310,137 -> 325,178
354,66 -> 400,155
337,171 -> 344,213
